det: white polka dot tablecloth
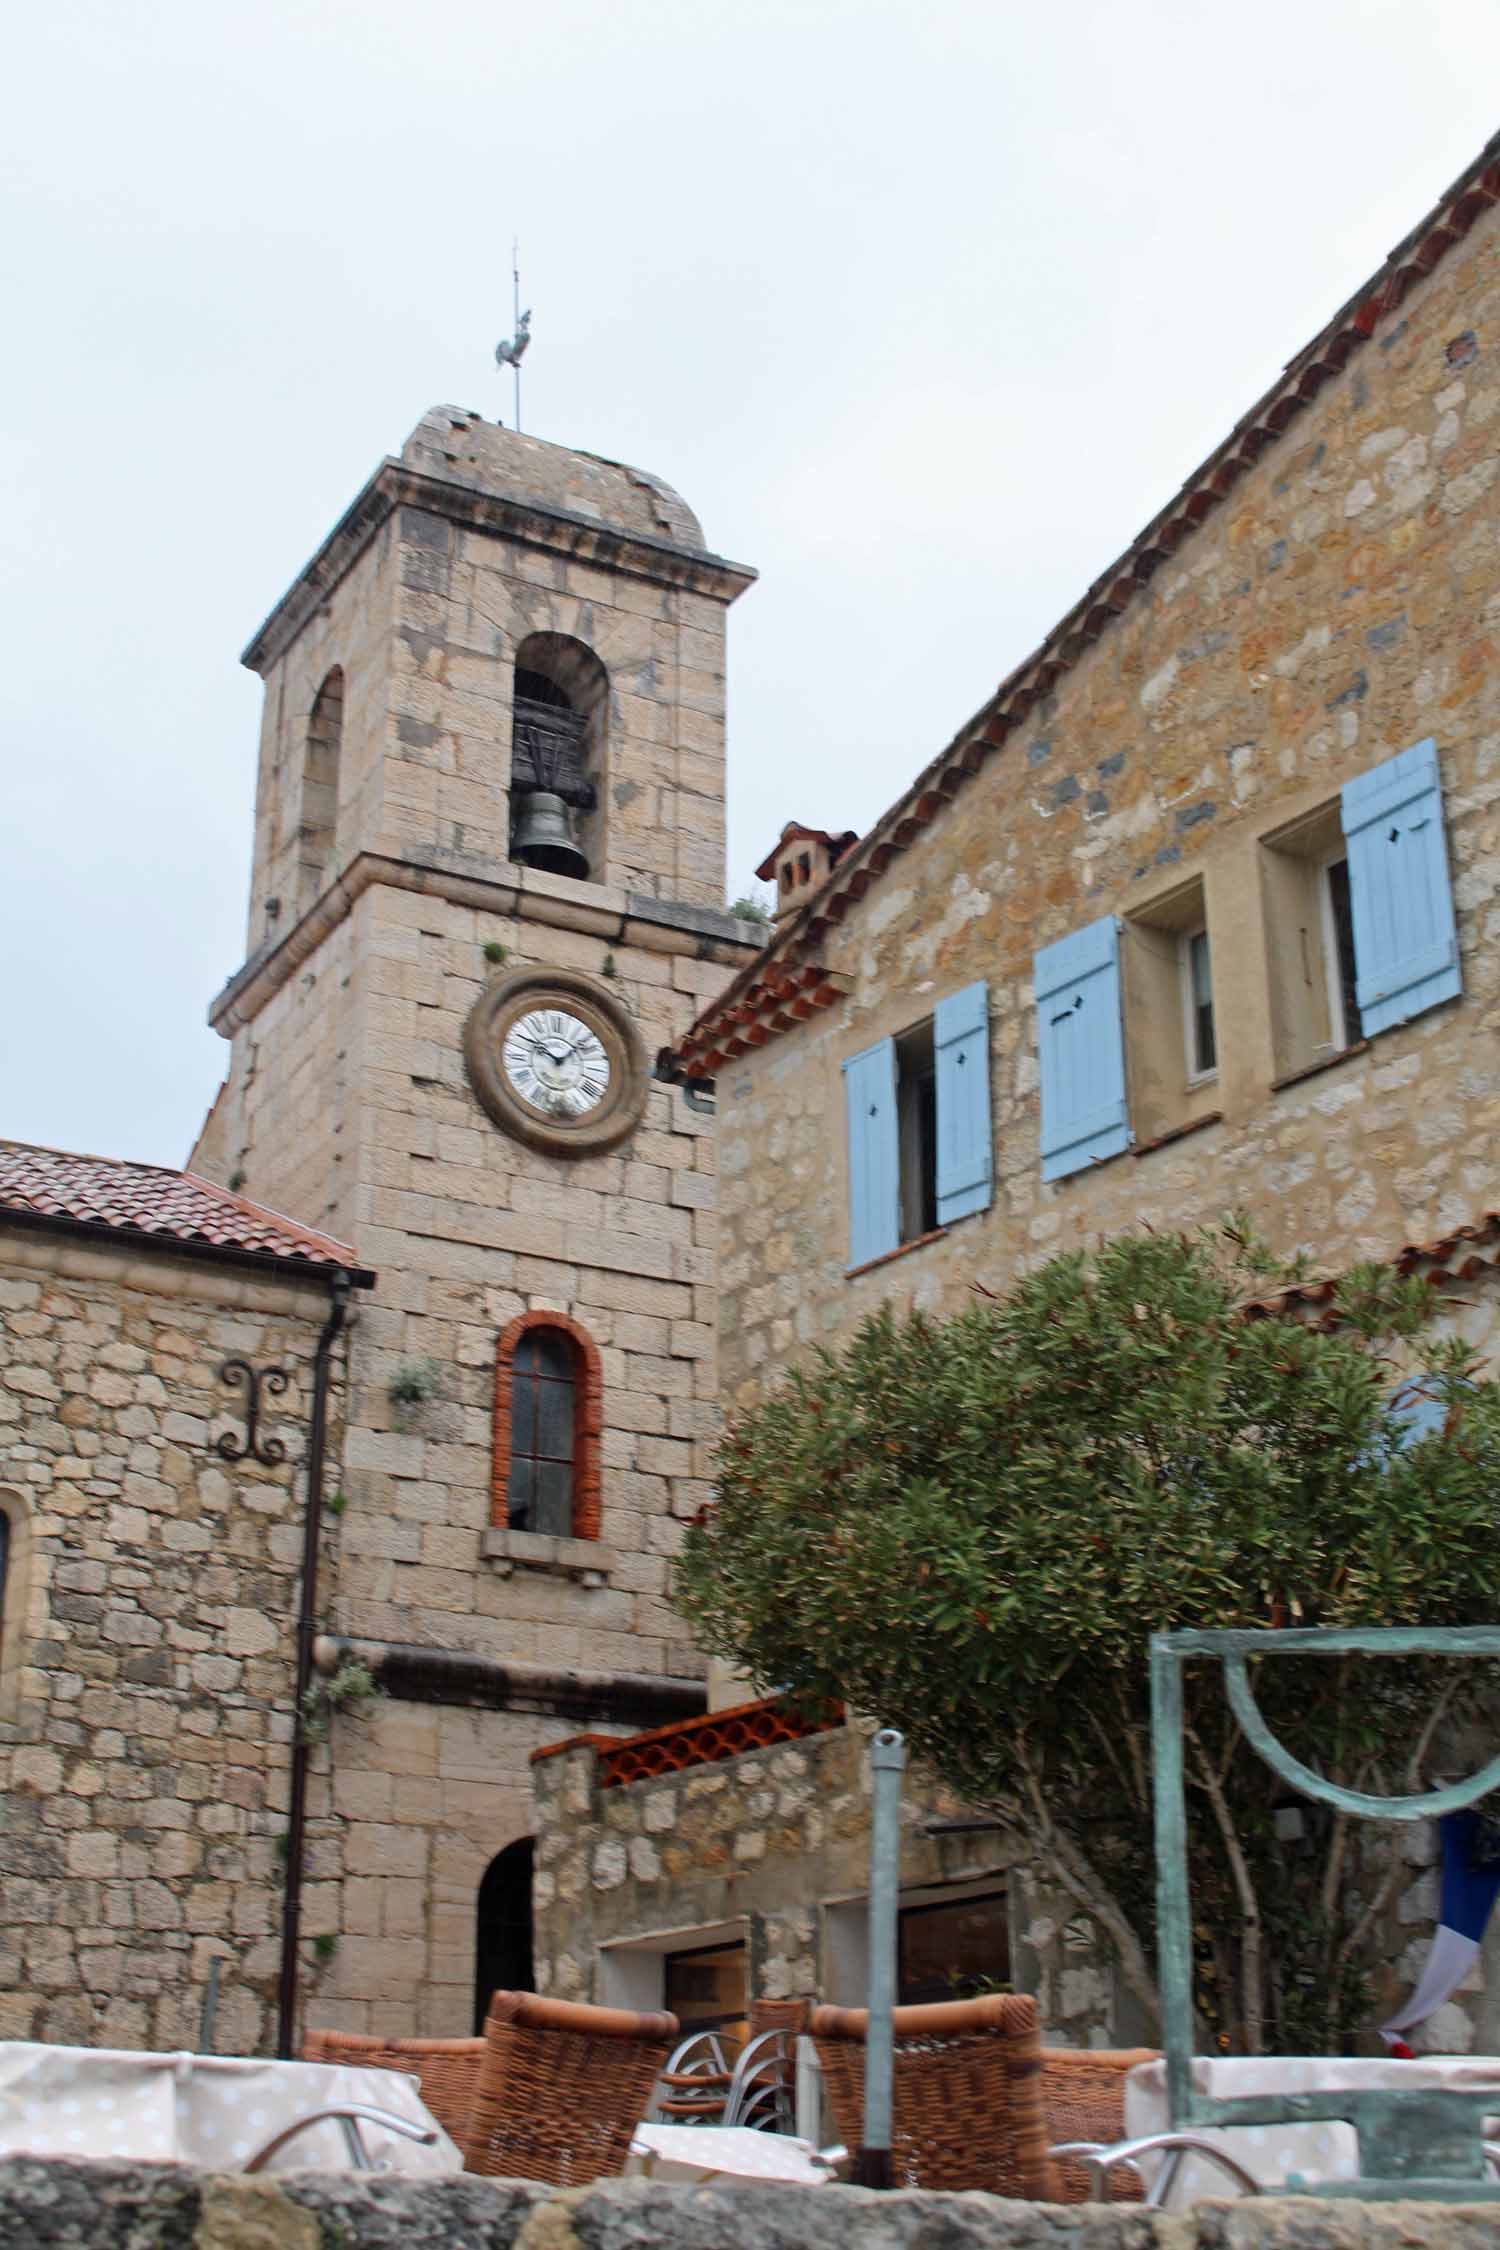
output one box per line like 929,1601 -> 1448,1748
0,2045 -> 463,2175
1124,2054 -> 1500,2205
629,2123 -> 838,2184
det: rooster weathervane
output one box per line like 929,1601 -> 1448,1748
495,239 -> 531,430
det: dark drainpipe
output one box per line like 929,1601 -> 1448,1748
277,1268 -> 352,2059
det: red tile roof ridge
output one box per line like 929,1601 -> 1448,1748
671,125 -> 1500,1080
1241,1212 -> 1500,1320
0,1138 -> 371,1279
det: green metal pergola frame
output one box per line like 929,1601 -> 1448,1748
1152,1624 -> 1500,2199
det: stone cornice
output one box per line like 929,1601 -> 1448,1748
314,1634 -> 705,1728
241,460 -> 757,676
208,848 -> 760,1036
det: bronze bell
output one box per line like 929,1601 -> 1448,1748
512,790 -> 589,880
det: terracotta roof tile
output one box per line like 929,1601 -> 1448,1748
0,1140 -> 372,1281
1242,1212 -> 1500,1323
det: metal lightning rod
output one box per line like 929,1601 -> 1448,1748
494,245 -> 532,432
512,238 -> 522,431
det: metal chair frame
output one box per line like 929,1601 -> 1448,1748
242,2104 -> 438,2174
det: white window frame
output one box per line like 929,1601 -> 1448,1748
1177,924 -> 1218,1088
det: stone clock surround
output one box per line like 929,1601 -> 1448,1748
462,966 -> 649,1156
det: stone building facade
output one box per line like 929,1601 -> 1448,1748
530,1704 -> 1128,2050
652,133 -> 1500,2050
183,409 -> 760,2037
673,133 -> 1500,1409
0,1149 -> 366,2054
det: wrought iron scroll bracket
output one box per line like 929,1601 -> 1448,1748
217,1360 -> 289,1465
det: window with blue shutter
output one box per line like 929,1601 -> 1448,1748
1390,1381 -> 1447,1447
1340,738 -> 1461,1037
843,1038 -> 899,1268
934,981 -> 992,1226
1034,915 -> 1131,1182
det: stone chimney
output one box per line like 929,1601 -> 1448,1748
755,822 -> 858,926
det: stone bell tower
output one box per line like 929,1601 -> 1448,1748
192,406 -> 758,2039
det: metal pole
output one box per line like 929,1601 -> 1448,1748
276,1270 -> 351,2058
853,1726 -> 906,2188
513,239 -> 522,433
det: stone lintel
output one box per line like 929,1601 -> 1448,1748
241,460 -> 757,677
315,1634 -> 705,1729
207,851 -> 760,1036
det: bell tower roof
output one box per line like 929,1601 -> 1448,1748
402,407 -> 707,551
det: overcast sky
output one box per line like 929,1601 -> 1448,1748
3,0 -> 1497,1171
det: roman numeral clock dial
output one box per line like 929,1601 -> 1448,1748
502,1009 -> 611,1118
463,968 -> 648,1156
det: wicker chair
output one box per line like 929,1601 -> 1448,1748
463,1989 -> 679,2185
1040,2047 -> 1159,2202
301,2028 -> 485,2149
810,1994 -> 1060,2197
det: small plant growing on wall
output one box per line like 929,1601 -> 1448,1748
300,1659 -> 382,1744
388,1357 -> 445,1427
484,940 -> 508,965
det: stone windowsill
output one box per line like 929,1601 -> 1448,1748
846,1226 -> 948,1281
481,1528 -> 612,1587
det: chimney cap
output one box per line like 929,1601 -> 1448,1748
754,822 -> 858,884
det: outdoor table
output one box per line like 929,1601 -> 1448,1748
1124,2053 -> 1500,2206
0,2043 -> 462,2175
629,2121 -> 839,2184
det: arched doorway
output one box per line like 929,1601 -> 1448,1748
474,1837 -> 535,2032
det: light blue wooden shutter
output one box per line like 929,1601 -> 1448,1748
1390,1380 -> 1446,1446
1034,916 -> 1131,1182
843,1038 -> 898,1268
935,981 -> 992,1226
1340,738 -> 1461,1037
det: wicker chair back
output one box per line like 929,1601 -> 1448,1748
463,1989 -> 679,2185
1040,2047 -> 1159,2201
300,2028 -> 485,2148
810,1994 -> 1058,2198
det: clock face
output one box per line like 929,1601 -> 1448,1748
502,1008 -> 612,1118
463,967 -> 647,1156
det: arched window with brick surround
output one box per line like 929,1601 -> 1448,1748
492,1312 -> 602,1542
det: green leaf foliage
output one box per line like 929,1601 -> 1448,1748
676,1225 -> 1500,2048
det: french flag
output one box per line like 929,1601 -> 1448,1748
1381,1811 -> 1500,2055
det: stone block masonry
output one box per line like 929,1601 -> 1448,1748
0,1225 -> 347,2054
9,2162 -> 1500,2250
713,185 -> 1500,1409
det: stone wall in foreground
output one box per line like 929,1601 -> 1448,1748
11,2162 -> 1500,2250
0,1224 -> 344,2055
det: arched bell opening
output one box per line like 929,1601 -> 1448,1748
509,635 -> 609,882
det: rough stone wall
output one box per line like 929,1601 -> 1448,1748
530,1721 -> 1121,2048
0,1225 -> 342,2054
13,2161 -> 1500,2250
717,196 -> 1500,1409
243,427 -> 733,922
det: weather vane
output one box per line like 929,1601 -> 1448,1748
495,238 -> 531,432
